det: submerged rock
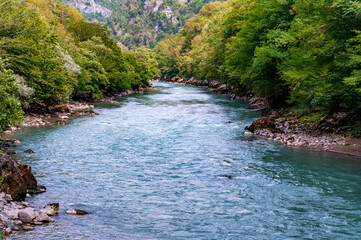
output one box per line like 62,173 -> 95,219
22,224 -> 35,231
66,208 -> 89,215
24,149 -> 35,154
222,174 -> 233,179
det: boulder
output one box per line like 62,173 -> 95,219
49,104 -> 70,113
3,208 -> 20,219
66,208 -> 89,215
0,153 -> 38,201
27,185 -> 46,194
18,208 -> 38,223
40,203 -> 59,216
34,212 -> 55,223
245,117 -> 275,132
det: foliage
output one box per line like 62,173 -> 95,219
66,0 -> 220,47
0,0 -> 156,134
0,58 -> 24,135
155,0 -> 361,113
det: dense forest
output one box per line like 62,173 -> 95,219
0,0 -> 157,135
66,0 -> 217,47
154,0 -> 361,133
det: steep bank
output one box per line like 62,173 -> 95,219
156,77 -> 361,158
0,151 -> 56,236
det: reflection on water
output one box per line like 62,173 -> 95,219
8,82 -> 361,240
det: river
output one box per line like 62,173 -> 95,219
8,81 -> 361,239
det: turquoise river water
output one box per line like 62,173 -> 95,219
8,82 -> 361,239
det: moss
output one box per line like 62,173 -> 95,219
298,112 -> 327,124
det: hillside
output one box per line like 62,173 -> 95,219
0,0 -> 156,135
65,0 -> 214,47
154,0 -> 361,137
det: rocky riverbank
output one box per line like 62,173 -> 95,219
155,77 -> 361,157
4,84 -> 157,135
0,83 -> 157,236
154,77 -> 269,109
0,151 -> 58,236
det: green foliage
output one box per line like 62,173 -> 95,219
0,58 -> 24,135
0,0 -> 156,132
348,121 -> 361,137
155,0 -> 361,114
66,0 -> 219,47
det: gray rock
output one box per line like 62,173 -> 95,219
22,224 -> 34,231
2,193 -> 12,202
3,208 -> 20,219
34,212 -> 55,223
14,220 -> 22,225
18,208 -> 38,223
4,226 -> 12,235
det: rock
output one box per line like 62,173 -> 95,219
0,192 -> 13,202
22,224 -> 35,231
244,131 -> 253,136
18,208 -> 38,223
245,117 -> 275,132
49,104 -> 70,113
24,149 -> 35,154
4,226 -> 12,235
0,153 -> 38,201
27,185 -> 46,194
65,208 -> 89,215
14,220 -> 22,225
13,140 -> 21,145
40,203 -> 59,216
3,208 -> 20,219
34,212 -> 55,223
26,193 -> 31,198
221,175 -> 233,179
21,201 -> 29,207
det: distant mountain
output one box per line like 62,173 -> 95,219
64,0 -> 214,47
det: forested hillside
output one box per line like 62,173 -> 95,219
65,0 -> 215,47
0,0 -> 156,135
155,0 -> 361,134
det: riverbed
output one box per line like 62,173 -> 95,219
8,82 -> 361,239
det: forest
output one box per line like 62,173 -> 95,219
77,0 -> 216,47
154,0 -> 361,133
0,0 -> 157,135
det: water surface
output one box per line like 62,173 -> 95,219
9,82 -> 361,239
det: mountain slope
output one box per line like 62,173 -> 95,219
65,0 -> 215,47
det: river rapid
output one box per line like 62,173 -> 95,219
8,82 -> 361,239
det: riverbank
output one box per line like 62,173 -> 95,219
3,84 -> 157,136
0,84 -> 157,236
155,77 -> 361,158
0,151 -> 58,236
